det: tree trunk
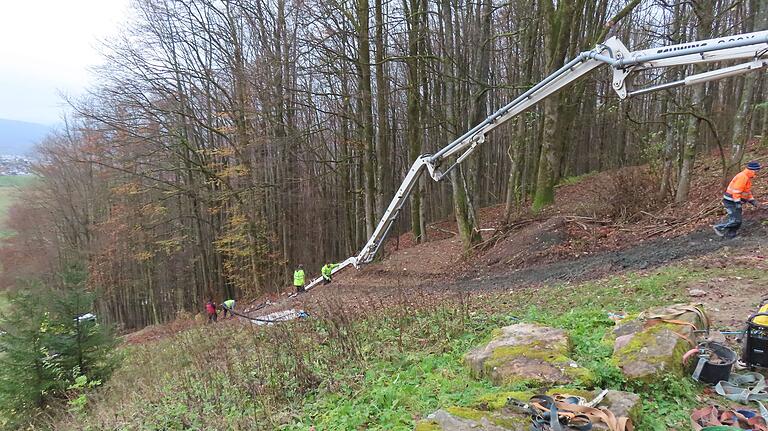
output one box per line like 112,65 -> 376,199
728,0 -> 766,177
532,0 -> 576,212
357,0 -> 377,238
676,0 -> 713,203
405,0 -> 425,243
374,0 -> 391,221
451,166 -> 482,247
438,0 -> 479,249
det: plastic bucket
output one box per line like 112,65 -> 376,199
697,341 -> 736,385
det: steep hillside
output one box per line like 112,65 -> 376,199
40,143 -> 768,430
125,145 -> 768,334
59,251 -> 768,430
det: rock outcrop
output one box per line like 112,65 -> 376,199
465,323 -> 593,386
415,389 -> 642,431
611,304 -> 707,381
414,407 -> 528,431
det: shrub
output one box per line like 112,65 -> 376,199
579,167 -> 660,221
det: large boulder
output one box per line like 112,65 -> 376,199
465,323 -> 593,386
611,304 -> 707,381
415,389 -> 641,431
600,390 -> 642,421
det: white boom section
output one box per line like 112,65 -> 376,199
303,30 -> 768,291
304,157 -> 431,291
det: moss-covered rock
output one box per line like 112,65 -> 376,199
420,388 -> 643,431
601,390 -> 642,424
465,323 -> 594,386
413,408 -> 528,431
470,388 -> 596,411
611,304 -> 706,382
471,391 -> 536,411
413,420 -> 442,431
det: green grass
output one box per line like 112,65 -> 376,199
0,176 -> 36,188
51,263 -> 765,430
290,336 -> 508,430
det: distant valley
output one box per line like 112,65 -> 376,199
0,118 -> 51,156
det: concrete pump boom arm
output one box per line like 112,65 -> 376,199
303,30 -> 768,291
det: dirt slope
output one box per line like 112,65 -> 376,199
459,214 -> 768,288
247,146 -> 768,322
247,214 -> 767,319
128,146 -> 768,341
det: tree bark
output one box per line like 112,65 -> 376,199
405,0 -> 425,243
728,0 -> 766,177
676,0 -> 713,203
374,0 -> 391,222
357,0 -> 377,238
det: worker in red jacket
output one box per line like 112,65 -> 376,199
205,298 -> 218,323
714,161 -> 761,238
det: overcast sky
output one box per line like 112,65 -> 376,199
0,0 -> 130,125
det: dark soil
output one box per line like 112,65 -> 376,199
245,215 -> 768,321
454,217 -> 768,290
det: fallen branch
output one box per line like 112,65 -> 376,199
429,225 -> 457,236
640,199 -> 721,238
570,219 -> 591,232
640,210 -> 669,222
563,216 -> 612,225
470,217 -> 540,251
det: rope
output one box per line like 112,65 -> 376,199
639,304 -> 710,333
691,404 -> 768,431
715,372 -> 768,414
527,394 -> 633,431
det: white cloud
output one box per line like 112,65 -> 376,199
0,0 -> 129,124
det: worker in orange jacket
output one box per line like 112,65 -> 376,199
714,161 -> 761,238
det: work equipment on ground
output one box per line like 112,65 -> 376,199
641,304 -> 710,333
709,371 -> 768,429
691,405 -> 768,431
684,341 -> 737,385
227,306 -> 308,326
743,313 -> 768,369
301,29 -> 768,291
526,393 -> 633,431
715,372 -> 768,408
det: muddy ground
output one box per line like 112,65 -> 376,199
125,212 -> 767,346
246,214 -> 768,329
454,218 -> 768,288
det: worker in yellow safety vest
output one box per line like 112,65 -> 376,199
321,262 -> 339,285
293,264 -> 306,294
221,299 -> 236,318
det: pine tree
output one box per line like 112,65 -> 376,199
0,265 -> 117,427
45,266 -> 118,383
0,283 -> 62,425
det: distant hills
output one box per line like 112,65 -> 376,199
0,119 -> 52,156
